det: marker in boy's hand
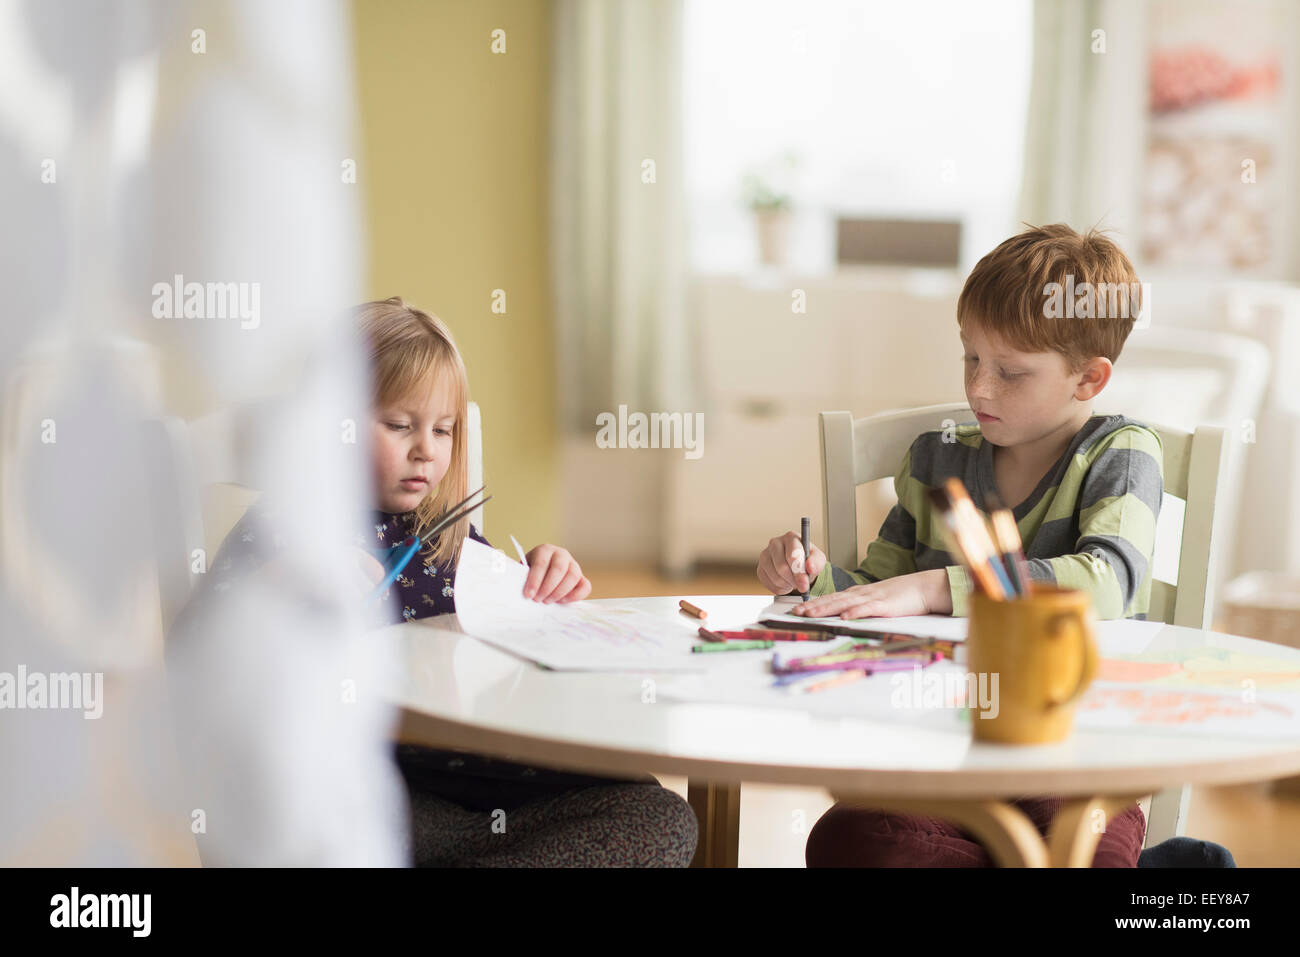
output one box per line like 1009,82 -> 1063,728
757,531 -> 827,597
522,543 -> 592,604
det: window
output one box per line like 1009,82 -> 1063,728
683,0 -> 1033,273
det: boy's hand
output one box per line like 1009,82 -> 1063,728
757,532 -> 827,596
523,544 -> 592,603
789,568 -> 952,619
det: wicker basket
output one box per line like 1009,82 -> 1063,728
1220,572 -> 1300,649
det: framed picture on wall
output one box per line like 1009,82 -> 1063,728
1141,0 -> 1289,275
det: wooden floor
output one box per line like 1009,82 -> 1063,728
584,560 -> 1300,867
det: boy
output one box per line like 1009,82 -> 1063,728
757,224 -> 1161,867
757,223 -> 1163,624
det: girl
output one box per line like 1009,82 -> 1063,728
357,295 -> 588,620
179,297 -> 698,867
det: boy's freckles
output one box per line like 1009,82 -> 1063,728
959,324 -> 1086,439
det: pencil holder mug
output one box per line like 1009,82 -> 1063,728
966,584 -> 1099,744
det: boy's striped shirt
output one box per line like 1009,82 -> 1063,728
809,414 -> 1165,619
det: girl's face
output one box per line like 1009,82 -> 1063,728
370,380 -> 458,513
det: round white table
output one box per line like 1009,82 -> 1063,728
376,595 -> 1300,867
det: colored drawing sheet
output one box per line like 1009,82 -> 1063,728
452,539 -> 789,671
1074,682 -> 1300,739
1097,645 -> 1300,693
656,616 -> 1300,739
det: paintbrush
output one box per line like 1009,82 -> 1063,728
984,491 -> 1032,598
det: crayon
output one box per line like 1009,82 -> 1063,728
793,670 -> 866,694
692,639 -> 775,653
679,599 -> 708,619
706,629 -> 834,642
772,651 -> 940,676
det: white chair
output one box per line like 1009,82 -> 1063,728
148,400 -> 484,635
818,401 -> 1230,853
1098,325 -> 1269,618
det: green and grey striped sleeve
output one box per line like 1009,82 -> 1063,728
808,417 -> 1164,621
1030,425 -> 1164,619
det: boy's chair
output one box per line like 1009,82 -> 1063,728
818,401 -> 1230,853
147,400 -> 484,635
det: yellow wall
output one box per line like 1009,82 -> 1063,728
352,0 -> 557,547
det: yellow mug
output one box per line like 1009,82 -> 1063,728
966,584 -> 1099,744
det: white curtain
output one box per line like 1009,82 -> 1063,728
551,0 -> 694,431
1016,0 -> 1300,597
1017,0 -> 1147,241
0,0 -> 406,865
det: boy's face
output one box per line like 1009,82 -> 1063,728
960,320 -> 1099,447
370,381 -> 458,514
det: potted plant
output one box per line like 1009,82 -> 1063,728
741,153 -> 798,266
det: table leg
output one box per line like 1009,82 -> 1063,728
1045,795 -> 1146,867
687,779 -> 740,868
829,793 -> 1144,867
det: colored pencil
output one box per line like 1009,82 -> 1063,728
792,670 -> 867,694
772,651 -> 939,676
691,639 -> 774,653
772,637 -> 933,671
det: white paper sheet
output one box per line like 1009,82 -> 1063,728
656,657 -> 975,730
655,666 -> 1300,739
1073,682 -> 1300,740
449,547 -> 1174,675
453,538 -> 790,671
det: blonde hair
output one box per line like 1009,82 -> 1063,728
355,296 -> 470,570
957,223 -> 1142,373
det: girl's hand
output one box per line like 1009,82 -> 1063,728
523,544 -> 592,603
789,569 -> 952,619
757,531 -> 826,595
351,547 -> 387,597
